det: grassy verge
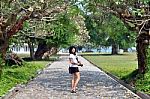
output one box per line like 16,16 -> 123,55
83,52 -> 138,79
83,52 -> 150,94
0,61 -> 49,96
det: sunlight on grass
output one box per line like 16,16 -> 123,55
83,53 -> 138,78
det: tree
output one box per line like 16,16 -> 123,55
103,15 -> 136,54
85,13 -> 136,54
85,15 -> 105,47
34,13 -> 79,59
33,6 -> 89,59
5,2 -> 89,60
0,0 -> 78,75
79,0 -> 150,74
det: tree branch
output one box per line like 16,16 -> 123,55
7,15 -> 29,39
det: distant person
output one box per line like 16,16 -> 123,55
68,46 -> 83,93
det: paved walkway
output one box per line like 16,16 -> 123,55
6,56 -> 141,99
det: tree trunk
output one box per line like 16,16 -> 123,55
28,39 -> 35,60
136,43 -> 147,74
42,47 -> 58,59
0,40 -> 9,60
34,40 -> 59,60
123,48 -> 128,52
112,44 -> 118,55
0,40 -> 9,76
136,33 -> 148,74
50,47 -> 58,55
34,41 -> 49,59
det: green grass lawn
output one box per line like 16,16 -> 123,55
0,61 -> 49,96
83,52 -> 138,79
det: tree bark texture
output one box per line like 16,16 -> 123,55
136,33 -> 150,74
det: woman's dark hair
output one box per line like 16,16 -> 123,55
69,46 -> 77,55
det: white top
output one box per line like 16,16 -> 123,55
69,54 -> 78,67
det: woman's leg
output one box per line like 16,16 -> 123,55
71,74 -> 75,90
73,72 -> 80,91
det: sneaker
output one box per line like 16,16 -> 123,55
71,90 -> 76,93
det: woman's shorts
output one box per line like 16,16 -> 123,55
69,67 -> 79,74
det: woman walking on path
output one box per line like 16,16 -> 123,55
68,46 -> 83,93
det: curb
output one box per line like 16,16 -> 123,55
136,92 -> 150,99
82,55 -> 150,99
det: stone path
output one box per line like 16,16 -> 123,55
6,56 -> 141,99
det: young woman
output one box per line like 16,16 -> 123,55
68,46 -> 83,93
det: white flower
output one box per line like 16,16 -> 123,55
28,7 -> 33,12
